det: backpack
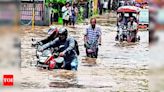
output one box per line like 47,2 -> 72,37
74,40 -> 80,55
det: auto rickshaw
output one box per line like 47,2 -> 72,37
115,6 -> 141,42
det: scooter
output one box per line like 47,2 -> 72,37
32,39 -> 64,70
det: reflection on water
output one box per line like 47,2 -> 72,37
49,82 -> 84,88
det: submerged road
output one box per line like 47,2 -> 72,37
20,24 -> 149,92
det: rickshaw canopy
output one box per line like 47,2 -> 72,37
117,6 -> 141,13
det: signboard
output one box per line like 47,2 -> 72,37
156,9 -> 164,24
139,9 -> 149,24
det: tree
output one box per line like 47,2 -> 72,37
45,0 -> 66,7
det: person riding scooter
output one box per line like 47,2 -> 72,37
31,26 -> 59,64
38,28 -> 78,71
37,26 -> 59,45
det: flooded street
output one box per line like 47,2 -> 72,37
20,24 -> 149,91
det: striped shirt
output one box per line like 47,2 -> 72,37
84,25 -> 102,45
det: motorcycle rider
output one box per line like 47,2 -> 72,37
38,28 -> 78,71
84,18 -> 102,58
37,26 -> 59,45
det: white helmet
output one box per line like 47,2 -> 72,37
47,26 -> 58,35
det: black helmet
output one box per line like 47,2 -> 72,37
59,28 -> 68,36
58,28 -> 68,41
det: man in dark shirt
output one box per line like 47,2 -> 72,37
39,28 -> 78,71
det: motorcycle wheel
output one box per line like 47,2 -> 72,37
43,67 -> 47,69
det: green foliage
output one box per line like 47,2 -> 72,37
56,0 -> 66,4
93,10 -> 98,15
52,8 -> 58,13
77,7 -> 84,23
45,0 -> 66,7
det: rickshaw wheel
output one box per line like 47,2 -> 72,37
137,36 -> 140,41
131,37 -> 136,42
115,35 -> 119,41
120,35 -> 124,42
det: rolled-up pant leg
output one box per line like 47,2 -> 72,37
71,57 -> 78,71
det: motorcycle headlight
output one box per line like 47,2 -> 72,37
39,57 -> 48,63
37,51 -> 42,56
42,50 -> 52,57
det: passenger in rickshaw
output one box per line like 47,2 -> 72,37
127,16 -> 138,42
118,13 -> 125,26
127,16 -> 138,34
116,13 -> 128,40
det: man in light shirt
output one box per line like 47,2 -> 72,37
127,17 -> 138,42
62,2 -> 70,26
103,0 -> 108,13
127,17 -> 138,32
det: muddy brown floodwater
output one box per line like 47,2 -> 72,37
19,24 -> 149,92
